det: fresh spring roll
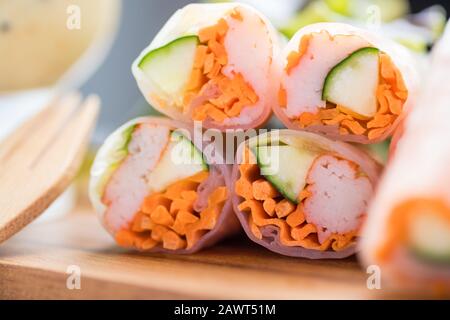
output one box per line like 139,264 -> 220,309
232,130 -> 382,259
132,3 -> 280,131
89,117 -> 240,253
360,22 -> 450,289
275,23 -> 420,144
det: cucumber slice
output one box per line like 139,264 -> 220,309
409,213 -> 450,265
254,145 -> 317,204
323,47 -> 380,118
138,36 -> 199,97
146,131 -> 208,193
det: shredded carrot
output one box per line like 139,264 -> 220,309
395,90 -> 408,101
285,51 -> 302,75
151,225 -> 169,242
367,114 -> 395,129
339,127 -> 349,135
199,24 -> 219,43
206,104 -> 228,122
368,126 -> 389,140
116,230 -> 139,247
131,212 -> 152,232
203,53 -> 215,74
341,119 -> 366,135
299,189 -> 312,201
181,190 -> 197,202
275,199 -> 295,218
376,198 -> 450,263
225,100 -> 246,118
141,195 -> 171,214
380,54 -> 396,80
114,171 -> 228,251
318,107 -> 340,120
210,95 -> 237,110
234,147 -> 358,252
172,210 -> 199,235
235,148 -> 259,200
278,86 -> 287,107
186,68 -> 204,91
150,205 -> 174,226
322,113 -> 349,126
285,35 -> 311,75
170,197 -> 194,215
252,179 -> 279,200
291,223 -> 316,241
385,90 -> 402,115
299,112 -> 320,127
194,45 -> 208,69
286,205 -> 306,228
248,214 -> 263,239
116,230 -> 159,251
263,198 -> 277,217
208,40 -> 227,65
192,104 -> 209,121
163,230 -> 186,250
216,18 -> 229,37
183,16 -> 259,123
337,105 -> 371,121
230,8 -> 243,21
208,61 -> 222,78
376,85 -> 390,114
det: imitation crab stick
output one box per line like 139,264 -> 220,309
231,130 -> 382,259
360,22 -> 450,291
274,23 -> 419,144
132,3 -> 281,131
89,117 -> 239,253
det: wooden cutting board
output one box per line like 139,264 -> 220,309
0,205 -> 416,299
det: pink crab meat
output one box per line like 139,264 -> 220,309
102,124 -> 170,232
304,155 -> 373,244
221,8 -> 275,126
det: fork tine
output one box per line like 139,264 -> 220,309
0,94 -> 99,244
0,92 -> 81,170
0,96 -> 58,162
35,94 -> 100,172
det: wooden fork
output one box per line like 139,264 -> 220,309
0,92 -> 100,244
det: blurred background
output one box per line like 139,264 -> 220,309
0,0 -> 449,214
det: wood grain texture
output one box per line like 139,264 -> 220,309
0,94 -> 99,244
0,206 -> 423,300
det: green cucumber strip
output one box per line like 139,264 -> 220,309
253,145 -> 317,204
138,35 -> 199,96
322,47 -> 380,118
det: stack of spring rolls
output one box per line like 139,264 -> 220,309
89,2 -> 448,289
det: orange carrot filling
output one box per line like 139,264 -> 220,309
184,12 -> 259,123
285,34 -> 311,75
376,198 -> 450,262
280,31 -> 408,141
235,148 -> 358,252
115,171 -> 228,251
